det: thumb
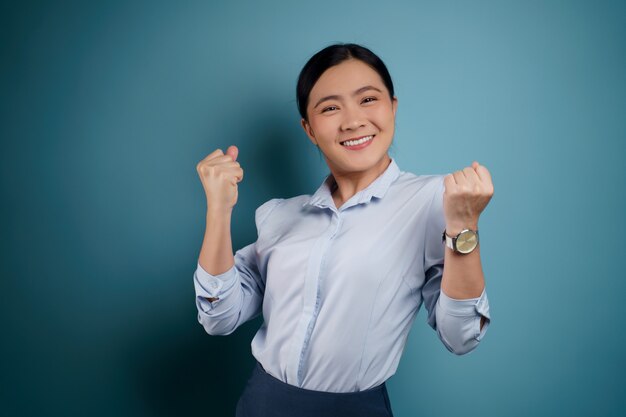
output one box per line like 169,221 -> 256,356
226,145 -> 238,162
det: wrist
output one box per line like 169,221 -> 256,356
445,222 -> 478,237
207,207 -> 233,220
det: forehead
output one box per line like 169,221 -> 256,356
309,59 -> 387,98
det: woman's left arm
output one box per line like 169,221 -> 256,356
441,161 -> 494,331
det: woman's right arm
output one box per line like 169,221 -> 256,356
196,145 -> 242,277
194,146 -> 262,336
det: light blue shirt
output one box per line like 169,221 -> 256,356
194,158 -> 491,393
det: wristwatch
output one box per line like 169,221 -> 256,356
442,229 -> 479,254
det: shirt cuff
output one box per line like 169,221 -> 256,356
438,287 -> 491,341
193,262 -> 238,310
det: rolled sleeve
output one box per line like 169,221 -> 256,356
435,288 -> 491,355
193,262 -> 238,313
194,241 -> 265,336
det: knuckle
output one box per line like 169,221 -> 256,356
203,165 -> 217,176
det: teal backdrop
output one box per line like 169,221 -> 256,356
2,1 -> 625,416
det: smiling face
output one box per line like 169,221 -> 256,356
301,59 -> 398,176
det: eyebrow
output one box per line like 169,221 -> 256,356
313,85 -> 383,109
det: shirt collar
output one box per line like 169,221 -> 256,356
302,158 -> 401,210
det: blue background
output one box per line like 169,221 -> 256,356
2,1 -> 625,416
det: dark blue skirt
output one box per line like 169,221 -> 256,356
236,361 -> 394,417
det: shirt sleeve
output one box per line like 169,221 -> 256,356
420,175 -> 491,355
193,198 -> 282,336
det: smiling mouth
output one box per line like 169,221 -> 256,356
340,135 -> 375,147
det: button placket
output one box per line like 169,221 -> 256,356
295,210 -> 343,385
287,210 -> 333,386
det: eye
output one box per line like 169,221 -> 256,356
321,105 -> 338,113
362,96 -> 377,104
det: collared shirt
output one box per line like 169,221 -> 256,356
193,158 -> 491,393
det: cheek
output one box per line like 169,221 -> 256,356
311,118 -> 338,139
371,107 -> 395,129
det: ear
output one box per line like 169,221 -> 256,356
301,118 -> 318,146
392,96 -> 398,117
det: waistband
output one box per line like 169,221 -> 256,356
236,361 -> 394,417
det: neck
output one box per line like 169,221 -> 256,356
329,155 -> 392,207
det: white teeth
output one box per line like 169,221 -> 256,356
341,135 -> 373,147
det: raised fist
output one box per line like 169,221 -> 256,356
196,145 -> 243,212
443,161 -> 494,235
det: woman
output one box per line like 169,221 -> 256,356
194,43 -> 493,417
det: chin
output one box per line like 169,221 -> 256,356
334,154 -> 388,173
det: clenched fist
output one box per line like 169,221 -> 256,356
196,145 -> 244,213
443,161 -> 494,235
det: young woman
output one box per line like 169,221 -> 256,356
194,43 -> 494,417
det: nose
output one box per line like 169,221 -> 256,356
340,103 -> 366,131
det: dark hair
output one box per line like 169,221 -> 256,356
296,43 -> 395,122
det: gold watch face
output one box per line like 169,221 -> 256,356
456,230 -> 478,254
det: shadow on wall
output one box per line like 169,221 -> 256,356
245,111 -> 325,201
120,291 -> 261,416
126,310 -> 262,417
